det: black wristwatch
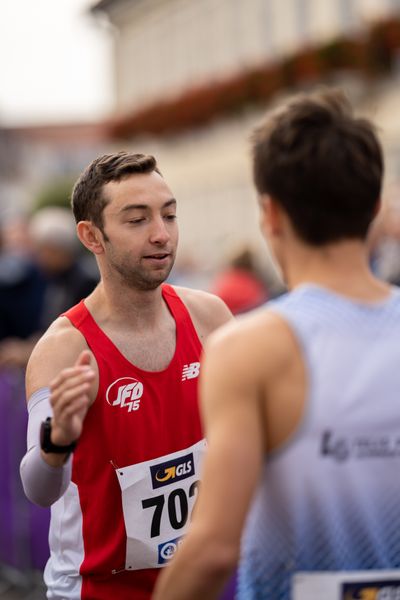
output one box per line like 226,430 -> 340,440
40,418 -> 77,454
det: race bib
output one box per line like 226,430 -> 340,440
115,438 -> 206,570
292,569 -> 400,600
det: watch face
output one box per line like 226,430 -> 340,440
40,418 -> 52,451
40,418 -> 76,454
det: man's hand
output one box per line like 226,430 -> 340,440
49,350 -> 96,447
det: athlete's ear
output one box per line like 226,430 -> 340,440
76,221 -> 105,255
373,198 -> 382,219
259,195 -> 282,238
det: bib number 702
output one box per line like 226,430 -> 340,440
142,480 -> 200,538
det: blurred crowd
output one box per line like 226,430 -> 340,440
0,207 -> 99,369
0,206 -> 99,599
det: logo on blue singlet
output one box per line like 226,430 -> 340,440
342,579 -> 400,599
321,430 -> 400,463
321,430 -> 350,462
150,453 -> 194,489
158,536 -> 183,564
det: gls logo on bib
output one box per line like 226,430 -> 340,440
150,452 -> 195,489
106,377 -> 144,412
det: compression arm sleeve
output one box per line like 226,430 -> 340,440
19,387 -> 72,507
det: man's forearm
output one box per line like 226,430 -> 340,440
153,534 -> 235,600
20,444 -> 72,507
19,387 -> 72,506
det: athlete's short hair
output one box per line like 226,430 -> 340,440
71,152 -> 161,232
252,89 -> 383,245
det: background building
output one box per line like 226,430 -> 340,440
91,0 -> 400,283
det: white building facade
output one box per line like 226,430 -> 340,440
92,0 -> 400,281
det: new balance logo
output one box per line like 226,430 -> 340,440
106,377 -> 144,412
181,362 -> 200,381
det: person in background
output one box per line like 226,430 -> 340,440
0,207 -> 98,369
20,152 -> 232,600
210,246 -> 269,315
0,213 -> 45,346
29,206 -> 99,330
368,193 -> 400,285
154,89 -> 400,600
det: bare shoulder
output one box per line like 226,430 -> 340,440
26,316 -> 93,396
172,286 -> 233,343
204,307 -> 299,379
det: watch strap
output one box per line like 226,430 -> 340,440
40,417 -> 77,454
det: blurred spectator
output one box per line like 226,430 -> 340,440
0,256 -> 43,341
369,194 -> 400,285
210,246 -> 269,314
0,207 -> 99,368
29,207 -> 99,330
0,214 -> 50,596
0,214 -> 45,347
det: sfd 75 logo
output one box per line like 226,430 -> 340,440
106,377 -> 144,412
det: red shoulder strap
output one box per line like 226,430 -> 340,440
162,284 -> 202,351
61,300 -> 89,329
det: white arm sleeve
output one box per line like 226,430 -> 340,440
19,387 -> 72,507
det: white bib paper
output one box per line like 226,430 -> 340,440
292,569 -> 400,600
115,438 -> 207,570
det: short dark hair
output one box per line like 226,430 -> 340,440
71,151 -> 161,232
252,89 -> 384,245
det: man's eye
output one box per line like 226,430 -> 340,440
128,218 -> 145,224
164,214 -> 177,221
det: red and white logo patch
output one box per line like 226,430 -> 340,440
106,377 -> 144,412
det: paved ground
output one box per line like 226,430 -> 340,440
0,567 -> 46,600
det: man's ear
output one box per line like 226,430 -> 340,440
259,195 -> 282,238
373,198 -> 382,219
76,221 -> 105,255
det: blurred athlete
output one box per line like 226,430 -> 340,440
154,90 -> 400,600
20,152 -> 232,600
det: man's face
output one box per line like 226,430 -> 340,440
99,171 -> 178,290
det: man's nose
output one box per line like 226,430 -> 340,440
149,217 -> 170,244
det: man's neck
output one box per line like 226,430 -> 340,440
86,280 -> 167,330
283,239 -> 390,302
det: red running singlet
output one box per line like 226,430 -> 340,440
46,284 -> 204,600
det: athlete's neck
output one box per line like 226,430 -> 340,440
282,238 -> 390,302
85,281 -> 168,330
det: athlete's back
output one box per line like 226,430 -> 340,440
240,284 -> 400,599
152,90 -> 399,600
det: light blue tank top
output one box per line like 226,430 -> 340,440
238,284 -> 400,600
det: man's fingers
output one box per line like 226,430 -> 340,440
48,351 -> 96,442
50,366 -> 95,392
48,351 -> 95,391
51,380 -> 92,407
58,395 -> 91,420
75,350 -> 92,368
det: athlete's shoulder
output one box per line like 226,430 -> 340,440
172,285 -> 230,311
26,316 -> 92,396
38,314 -> 87,347
171,285 -> 234,341
204,306 -> 300,379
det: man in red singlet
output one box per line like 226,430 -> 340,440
20,152 -> 232,600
